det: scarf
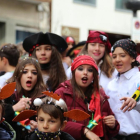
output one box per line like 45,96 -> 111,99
89,91 -> 103,137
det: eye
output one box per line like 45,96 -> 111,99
99,44 -> 105,47
77,67 -> 83,71
22,70 -> 27,74
45,47 -> 52,51
112,55 -> 116,59
91,43 -> 95,46
39,118 -> 44,122
36,47 -> 40,51
32,71 -> 37,75
121,55 -> 126,57
88,68 -> 93,72
49,120 -> 55,123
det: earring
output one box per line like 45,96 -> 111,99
91,80 -> 94,83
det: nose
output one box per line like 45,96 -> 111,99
95,44 -> 100,51
40,49 -> 46,55
43,122 -> 48,129
116,56 -> 121,62
27,71 -> 32,78
83,69 -> 88,75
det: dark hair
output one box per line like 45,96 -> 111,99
37,97 -> 67,125
37,104 -> 64,125
0,100 -> 4,120
32,46 -> 67,91
0,44 -> 20,67
7,57 -> 46,99
71,66 -> 99,99
80,43 -> 115,78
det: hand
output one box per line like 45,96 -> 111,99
28,120 -> 37,133
120,97 -> 136,112
13,97 -> 31,111
84,128 -> 101,140
103,115 -> 115,129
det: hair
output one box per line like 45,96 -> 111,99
7,57 -> 46,99
71,63 -> 99,100
0,100 -> 4,120
79,43 -> 115,78
0,44 -> 20,67
37,97 -> 67,125
32,46 -> 67,91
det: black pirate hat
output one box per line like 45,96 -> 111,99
66,41 -> 86,58
23,32 -> 68,55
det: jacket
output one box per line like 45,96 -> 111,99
0,121 -> 16,140
55,80 -> 120,140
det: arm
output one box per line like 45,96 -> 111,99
102,100 -> 120,138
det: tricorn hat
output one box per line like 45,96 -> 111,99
23,32 -> 68,55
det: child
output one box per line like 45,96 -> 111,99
106,38 -> 140,140
26,96 -> 74,140
66,31 -> 117,93
0,43 -> 20,88
55,55 -> 120,140
4,57 -> 46,140
23,32 -> 67,92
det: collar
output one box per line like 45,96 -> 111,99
116,67 -> 139,80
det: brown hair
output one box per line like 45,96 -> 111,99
7,57 -> 46,99
0,44 -> 20,67
80,44 -> 115,78
32,46 -> 67,91
37,97 -> 67,125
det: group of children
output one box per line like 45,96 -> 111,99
0,30 -> 139,140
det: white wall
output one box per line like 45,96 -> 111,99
51,0 -> 134,41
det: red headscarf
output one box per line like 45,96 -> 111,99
71,55 -> 98,71
86,31 -> 111,52
71,55 -> 103,137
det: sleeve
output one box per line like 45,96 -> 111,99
102,100 -> 120,138
63,121 -> 87,140
4,96 -> 15,124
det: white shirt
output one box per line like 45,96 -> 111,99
98,68 -> 117,93
0,72 -> 14,88
106,67 -> 140,136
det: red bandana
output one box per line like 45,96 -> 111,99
71,55 -> 98,71
86,31 -> 111,52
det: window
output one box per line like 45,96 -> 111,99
16,26 -> 39,44
74,0 -> 96,6
115,0 -> 130,10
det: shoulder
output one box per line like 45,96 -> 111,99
55,80 -> 71,92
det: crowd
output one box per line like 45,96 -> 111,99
0,30 -> 139,140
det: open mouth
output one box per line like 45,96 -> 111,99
81,77 -> 88,83
26,80 -> 32,87
116,64 -> 123,68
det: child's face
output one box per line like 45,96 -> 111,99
75,64 -> 94,92
112,47 -> 135,74
35,45 -> 52,64
87,43 -> 105,63
20,64 -> 37,91
37,109 -> 61,133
